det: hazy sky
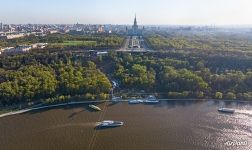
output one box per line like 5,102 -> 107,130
1,0 -> 252,25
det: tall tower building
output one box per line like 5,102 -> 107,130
0,22 -> 2,31
128,14 -> 142,36
133,14 -> 138,27
132,14 -> 138,35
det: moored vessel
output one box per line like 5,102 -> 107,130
129,99 -> 143,104
144,95 -> 159,103
218,108 -> 235,113
89,105 -> 101,111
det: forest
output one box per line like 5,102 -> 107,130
145,30 -> 252,52
110,51 -> 252,100
0,53 -> 112,106
0,48 -> 252,106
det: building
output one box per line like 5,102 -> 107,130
127,15 -> 143,36
1,46 -> 32,54
47,30 -> 58,34
98,25 -> 104,33
6,33 -> 25,39
129,36 -> 141,48
8,45 -> 32,53
0,47 -> 15,54
0,22 -> 2,31
1,43 -> 48,55
132,15 -> 139,35
0,35 -> 7,40
31,43 -> 48,49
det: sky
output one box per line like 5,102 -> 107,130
1,0 -> 252,25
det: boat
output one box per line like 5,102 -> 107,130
144,100 -> 159,103
89,105 -> 101,111
129,99 -> 143,104
218,108 -> 235,113
112,97 -> 121,102
144,95 -> 159,103
96,120 -> 124,127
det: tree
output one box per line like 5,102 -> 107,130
215,92 -> 223,99
0,65 -> 57,104
226,92 -> 236,100
158,67 -> 209,92
196,61 -> 205,70
196,91 -> 204,98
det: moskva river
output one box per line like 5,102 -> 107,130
0,100 -> 251,150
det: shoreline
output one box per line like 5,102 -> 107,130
0,98 -> 251,118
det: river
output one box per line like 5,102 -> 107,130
0,100 -> 251,150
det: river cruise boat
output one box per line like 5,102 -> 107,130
144,95 -> 159,103
112,96 -> 121,102
96,120 -> 124,127
129,99 -> 143,104
218,108 -> 235,113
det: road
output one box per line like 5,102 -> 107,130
71,36 -> 154,53
117,36 -> 154,52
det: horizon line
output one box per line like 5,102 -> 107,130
1,22 -> 252,27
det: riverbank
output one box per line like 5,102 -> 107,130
0,101 -> 107,118
0,98 -> 251,118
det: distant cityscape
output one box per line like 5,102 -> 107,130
1,15 -> 252,55
1,19 -> 252,41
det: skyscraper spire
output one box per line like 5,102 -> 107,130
134,14 -> 137,26
128,14 -> 141,36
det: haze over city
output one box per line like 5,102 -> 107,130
1,0 -> 252,25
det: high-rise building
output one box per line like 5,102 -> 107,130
132,14 -> 138,33
98,25 -> 104,33
0,22 -> 3,31
128,14 -> 142,36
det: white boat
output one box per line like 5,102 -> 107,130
144,100 -> 159,103
96,120 -> 124,127
129,99 -> 143,104
144,95 -> 159,103
112,97 -> 121,102
89,105 -> 101,111
218,108 -> 235,113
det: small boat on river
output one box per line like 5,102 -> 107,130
218,108 -> 235,113
89,105 -> 101,111
96,120 -> 124,127
129,99 -> 143,104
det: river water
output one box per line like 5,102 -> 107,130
0,100 -> 251,150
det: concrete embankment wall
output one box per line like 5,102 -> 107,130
0,101 -> 107,118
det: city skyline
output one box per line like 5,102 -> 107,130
1,0 -> 252,25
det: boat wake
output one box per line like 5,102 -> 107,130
235,109 -> 252,117
46,122 -> 97,130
